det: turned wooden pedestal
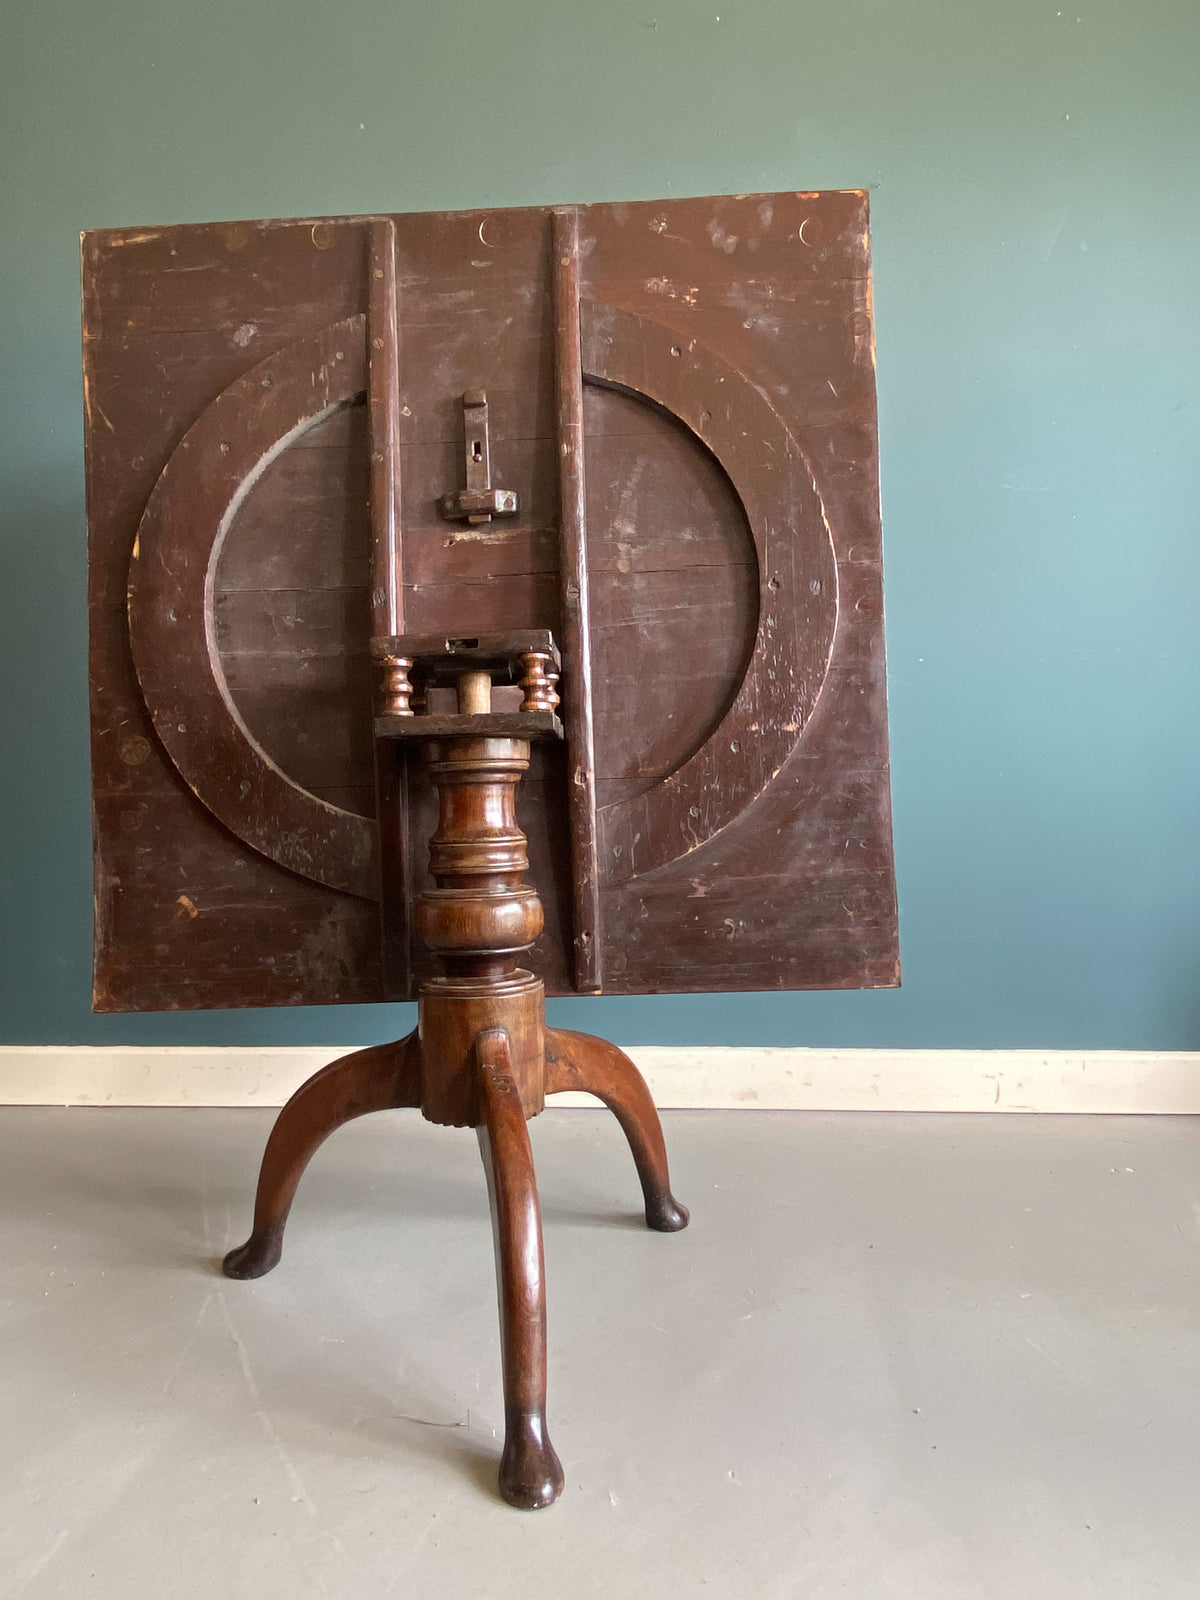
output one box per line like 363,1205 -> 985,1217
222,656 -> 688,1509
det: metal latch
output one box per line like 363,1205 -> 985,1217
438,388 -> 518,524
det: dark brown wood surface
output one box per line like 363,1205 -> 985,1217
551,207 -> 603,992
84,192 -> 898,1010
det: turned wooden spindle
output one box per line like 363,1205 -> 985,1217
376,653 -> 415,717
415,717 -> 546,1126
517,651 -> 560,714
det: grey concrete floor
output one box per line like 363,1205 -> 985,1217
2,1107 -> 1199,1598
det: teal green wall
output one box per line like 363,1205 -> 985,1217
2,1 -> 1198,1048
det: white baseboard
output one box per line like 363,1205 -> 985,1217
0,1045 -> 1198,1114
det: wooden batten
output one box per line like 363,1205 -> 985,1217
367,216 -> 403,639
551,207 -> 603,993
367,217 -> 412,996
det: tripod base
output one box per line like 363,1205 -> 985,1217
222,1021 -> 687,1509
225,713 -> 687,1508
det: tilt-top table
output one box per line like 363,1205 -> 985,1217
83,192 -> 898,1506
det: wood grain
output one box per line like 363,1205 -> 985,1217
85,192 -> 898,1009
551,208 -> 602,992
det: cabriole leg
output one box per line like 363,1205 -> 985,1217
544,1027 -> 689,1232
476,1027 -> 564,1510
222,1033 -> 421,1279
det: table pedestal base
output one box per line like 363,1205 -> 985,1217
222,1018 -> 687,1509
